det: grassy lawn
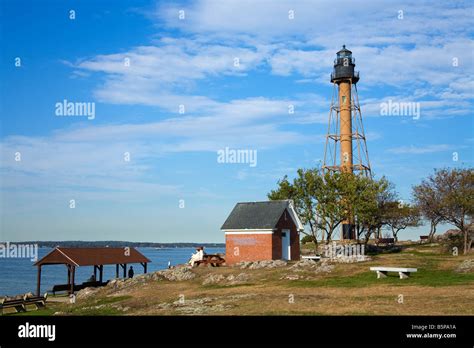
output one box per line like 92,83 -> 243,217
288,268 -> 474,288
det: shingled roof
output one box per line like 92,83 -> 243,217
221,200 -> 304,231
34,247 -> 151,267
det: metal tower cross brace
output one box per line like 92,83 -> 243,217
322,46 -> 372,240
323,46 -> 372,178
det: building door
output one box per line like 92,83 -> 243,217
281,229 -> 291,260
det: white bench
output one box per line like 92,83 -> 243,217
370,267 -> 417,279
302,255 -> 321,261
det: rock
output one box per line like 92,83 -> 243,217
227,273 -> 250,284
153,265 -> 196,281
76,287 -> 101,300
317,263 -> 335,273
157,293 -> 255,315
235,260 -> 287,269
289,259 -> 320,270
456,259 -> 474,273
280,274 -> 301,280
329,255 -> 372,263
202,274 -> 226,285
289,259 -> 334,273
202,272 -> 250,285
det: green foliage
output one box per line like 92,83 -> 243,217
269,168 -> 396,244
439,230 -> 465,253
268,169 -> 321,244
301,235 -> 316,244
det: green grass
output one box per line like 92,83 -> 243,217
287,269 -> 474,288
7,307 -> 58,316
94,295 -> 131,305
201,283 -> 256,290
65,307 -> 124,316
4,296 -> 131,316
401,250 -> 444,257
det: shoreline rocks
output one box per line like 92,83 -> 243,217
202,272 -> 250,285
235,260 -> 287,269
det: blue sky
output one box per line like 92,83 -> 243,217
1,0 -> 473,242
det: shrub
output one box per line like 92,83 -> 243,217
301,235 -> 316,244
439,229 -> 464,253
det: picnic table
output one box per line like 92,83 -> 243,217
194,254 -> 225,267
51,280 -> 109,295
419,235 -> 429,243
0,293 -> 48,315
375,238 -> 395,245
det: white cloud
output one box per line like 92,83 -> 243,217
387,144 -> 454,154
71,0 -> 473,118
74,38 -> 272,108
0,96 -> 314,201
156,1 -> 472,46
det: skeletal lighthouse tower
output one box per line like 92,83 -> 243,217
323,45 -> 372,240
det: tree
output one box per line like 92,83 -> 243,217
413,180 -> 444,242
314,171 -> 348,244
269,168 -> 396,245
268,169 -> 322,249
436,168 -> 474,254
372,178 -> 398,240
385,202 -> 421,242
353,176 -> 389,244
413,168 -> 474,254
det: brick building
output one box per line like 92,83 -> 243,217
221,200 -> 304,264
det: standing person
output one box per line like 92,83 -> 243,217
128,266 -> 134,278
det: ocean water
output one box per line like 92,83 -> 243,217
0,247 -> 224,296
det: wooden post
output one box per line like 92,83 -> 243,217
99,265 -> 103,283
36,265 -> 42,296
116,264 -> 119,278
70,266 -> 75,294
123,264 -> 127,278
67,265 -> 71,285
142,262 -> 147,274
94,265 -> 97,280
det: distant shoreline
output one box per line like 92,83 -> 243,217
1,241 -> 225,248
